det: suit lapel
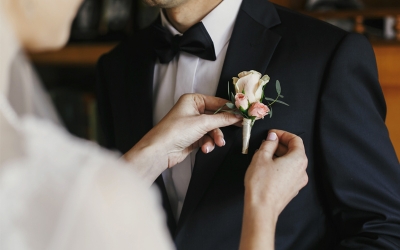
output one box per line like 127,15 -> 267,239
176,0 -> 282,236
126,28 -> 156,146
215,0 -> 282,99
126,24 -> 178,235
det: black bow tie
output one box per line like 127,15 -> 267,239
152,22 -> 216,64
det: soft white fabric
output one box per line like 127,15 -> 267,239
0,6 -> 60,126
153,0 -> 242,221
0,9 -> 174,250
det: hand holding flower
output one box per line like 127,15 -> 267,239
124,94 -> 241,185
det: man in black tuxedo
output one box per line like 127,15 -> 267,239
96,0 -> 400,249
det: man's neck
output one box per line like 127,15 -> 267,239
164,0 -> 222,33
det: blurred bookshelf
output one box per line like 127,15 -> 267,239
270,0 -> 400,158
30,0 -> 400,158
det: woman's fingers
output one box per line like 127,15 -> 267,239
199,134 -> 215,154
198,128 -> 227,153
207,128 -> 226,147
258,132 -> 280,159
271,129 -> 305,153
200,112 -> 241,133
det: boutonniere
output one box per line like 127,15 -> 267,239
215,70 -> 289,154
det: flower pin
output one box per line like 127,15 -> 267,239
215,70 -> 289,154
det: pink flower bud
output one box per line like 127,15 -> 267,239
248,102 -> 269,119
235,93 -> 249,110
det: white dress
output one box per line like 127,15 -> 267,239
0,10 -> 174,250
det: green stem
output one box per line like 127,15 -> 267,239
268,94 -> 280,107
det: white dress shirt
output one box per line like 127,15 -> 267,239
153,0 -> 242,221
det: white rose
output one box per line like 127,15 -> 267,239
232,70 -> 270,104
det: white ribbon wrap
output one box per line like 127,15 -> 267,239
242,118 -> 252,154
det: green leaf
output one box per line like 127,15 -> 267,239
239,106 -> 248,113
264,97 -> 276,102
279,95 -> 284,98
276,80 -> 281,95
231,92 -> 235,103
214,104 -> 226,114
226,102 -> 235,109
269,107 -> 273,118
273,100 -> 289,106
261,85 -> 266,102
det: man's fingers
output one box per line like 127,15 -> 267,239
258,132 -> 279,159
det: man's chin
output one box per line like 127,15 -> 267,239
141,0 -> 185,9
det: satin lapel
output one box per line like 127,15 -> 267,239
176,0 -> 282,235
126,25 -> 177,235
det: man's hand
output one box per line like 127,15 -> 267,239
124,94 -> 241,185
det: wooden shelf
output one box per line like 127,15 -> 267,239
301,8 -> 400,19
28,42 -> 400,85
302,8 -> 400,41
373,43 -> 400,87
28,42 -> 400,90
29,40 -> 400,158
29,43 -> 117,66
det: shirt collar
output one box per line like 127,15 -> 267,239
160,0 -> 242,57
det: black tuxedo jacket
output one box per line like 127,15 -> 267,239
96,0 -> 400,249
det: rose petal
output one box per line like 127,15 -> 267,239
232,77 -> 241,93
238,71 -> 251,78
242,73 -> 262,103
235,93 -> 249,110
254,79 -> 268,102
248,102 -> 270,120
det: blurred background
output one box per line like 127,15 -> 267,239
29,0 -> 400,158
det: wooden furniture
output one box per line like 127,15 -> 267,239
302,9 -> 400,41
374,44 -> 400,158
29,42 -> 400,158
30,3 -> 400,159
269,0 -> 400,158
30,43 -> 117,66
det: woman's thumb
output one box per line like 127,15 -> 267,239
258,132 -> 279,158
202,112 -> 241,131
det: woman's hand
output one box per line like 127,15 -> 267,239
245,129 -> 308,214
124,94 -> 241,185
240,130 -> 308,250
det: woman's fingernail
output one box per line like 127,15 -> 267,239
267,132 -> 277,141
222,139 -> 226,146
206,147 -> 210,154
235,114 -> 243,119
